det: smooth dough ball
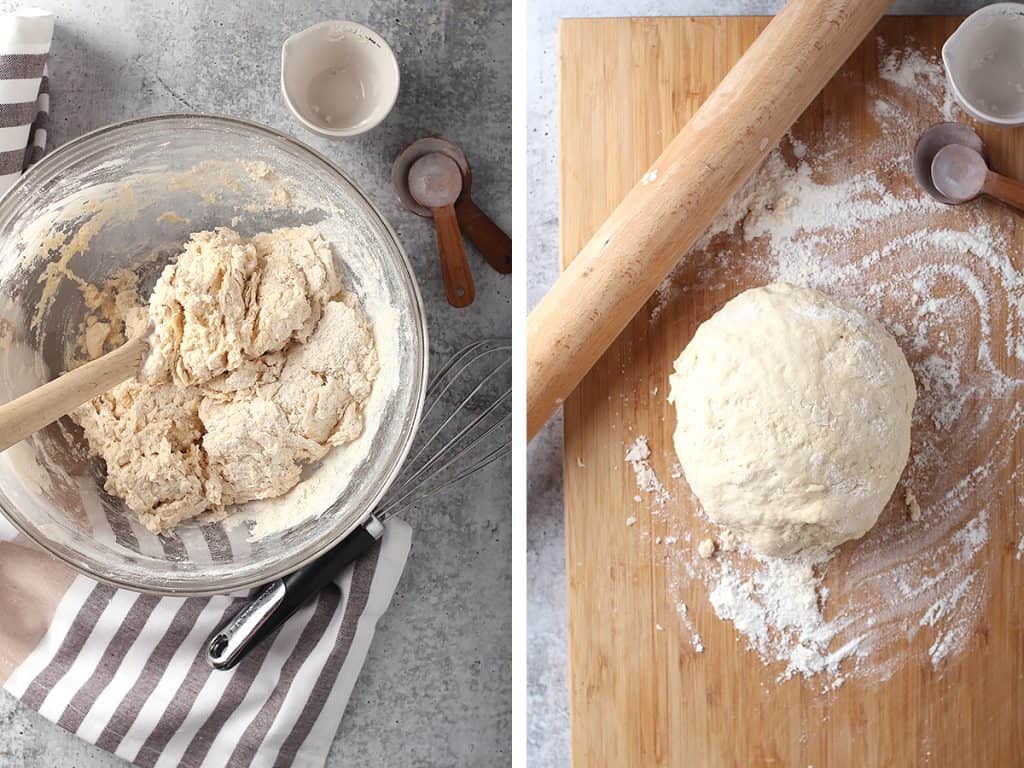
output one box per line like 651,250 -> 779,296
668,283 -> 916,557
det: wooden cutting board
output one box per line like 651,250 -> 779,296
560,16 -> 1024,767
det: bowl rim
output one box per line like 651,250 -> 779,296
0,112 -> 429,595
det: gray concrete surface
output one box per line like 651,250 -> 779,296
0,1 -> 510,766
526,2 -> 989,767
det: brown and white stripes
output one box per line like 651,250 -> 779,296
2,520 -> 411,768
0,8 -> 53,194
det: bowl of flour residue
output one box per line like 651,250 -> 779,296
943,3 -> 1024,126
0,115 -> 427,595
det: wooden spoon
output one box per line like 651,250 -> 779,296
408,152 -> 475,308
931,144 -> 1024,211
0,334 -> 148,453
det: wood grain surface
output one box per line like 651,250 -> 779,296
559,16 -> 1024,767
529,0 -> 888,438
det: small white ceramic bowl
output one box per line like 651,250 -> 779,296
942,3 -> 1024,127
281,21 -> 400,138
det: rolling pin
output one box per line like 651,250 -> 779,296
0,335 -> 148,452
526,0 -> 890,440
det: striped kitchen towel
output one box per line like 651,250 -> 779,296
0,515 -> 413,768
0,7 -> 52,194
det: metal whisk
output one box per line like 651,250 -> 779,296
207,338 -> 511,669
375,337 -> 511,520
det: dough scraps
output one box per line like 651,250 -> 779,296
71,226 -> 378,534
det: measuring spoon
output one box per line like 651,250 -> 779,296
912,122 -> 987,203
392,136 -> 511,274
409,152 -> 475,307
931,144 -> 1024,212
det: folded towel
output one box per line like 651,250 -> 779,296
0,516 -> 412,768
0,7 -> 51,194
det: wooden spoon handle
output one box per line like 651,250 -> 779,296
0,335 -> 147,453
432,204 -> 476,308
455,196 -> 512,274
983,170 -> 1024,212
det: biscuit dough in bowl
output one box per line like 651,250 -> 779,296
668,283 -> 916,557
72,225 -> 378,534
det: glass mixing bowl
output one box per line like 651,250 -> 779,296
0,115 -> 427,594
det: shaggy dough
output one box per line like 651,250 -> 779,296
72,226 -> 378,533
668,283 -> 915,557
143,227 -> 340,385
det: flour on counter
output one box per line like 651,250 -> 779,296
706,549 -> 863,681
905,490 -> 922,522
879,43 -> 961,121
625,435 -> 670,506
639,45 -> 1021,687
676,602 -> 704,653
719,529 -> 737,551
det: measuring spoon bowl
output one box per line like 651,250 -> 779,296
913,122 -> 986,204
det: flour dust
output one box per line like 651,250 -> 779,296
631,44 -> 1024,689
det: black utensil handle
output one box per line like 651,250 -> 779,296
205,518 -> 384,670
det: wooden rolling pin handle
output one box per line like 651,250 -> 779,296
984,171 -> 1024,212
432,203 -> 476,308
456,196 -> 513,274
526,0 -> 891,440
0,335 -> 148,453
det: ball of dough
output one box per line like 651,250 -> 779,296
668,283 -> 915,557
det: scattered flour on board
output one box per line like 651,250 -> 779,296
629,45 -> 1024,689
625,436 -> 670,506
878,42 -> 962,122
624,440 -> 704,651
708,549 -> 861,684
677,602 -> 705,653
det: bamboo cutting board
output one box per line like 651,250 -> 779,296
560,16 -> 1024,767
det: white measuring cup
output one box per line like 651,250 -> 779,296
281,20 -> 400,138
942,3 -> 1024,127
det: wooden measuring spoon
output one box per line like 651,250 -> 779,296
456,195 -> 511,274
391,137 -> 511,274
408,153 -> 475,308
912,122 -> 986,204
931,144 -> 1024,211
0,334 -> 148,453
